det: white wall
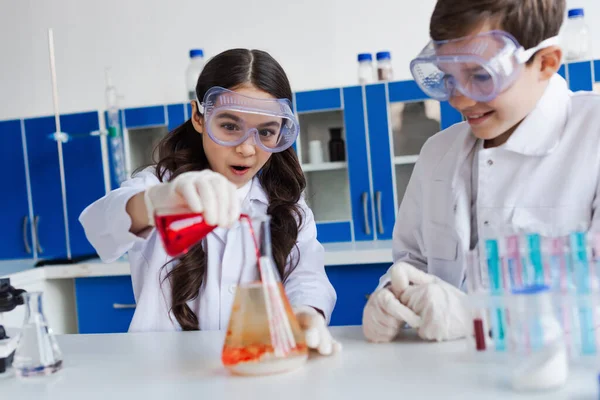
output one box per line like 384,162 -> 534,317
1,0 -> 598,120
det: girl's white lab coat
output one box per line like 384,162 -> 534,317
79,171 -> 336,332
382,74 -> 600,289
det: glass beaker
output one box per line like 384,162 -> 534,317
13,292 -> 63,377
222,214 -> 308,376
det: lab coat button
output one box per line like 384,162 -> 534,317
487,159 -> 493,166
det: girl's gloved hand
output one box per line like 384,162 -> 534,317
144,170 -> 239,228
294,306 -> 342,356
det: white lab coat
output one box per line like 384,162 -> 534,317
79,169 -> 336,332
381,74 -> 600,290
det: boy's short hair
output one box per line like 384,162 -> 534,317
430,0 -> 565,49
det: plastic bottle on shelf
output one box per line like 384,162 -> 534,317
358,53 -> 374,85
376,51 -> 393,81
562,8 -> 591,61
186,49 -> 205,100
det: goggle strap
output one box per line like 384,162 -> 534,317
515,36 -> 560,64
196,98 -> 205,115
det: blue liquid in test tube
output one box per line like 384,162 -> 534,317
486,239 -> 506,352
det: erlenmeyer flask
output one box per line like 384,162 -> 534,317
222,214 -> 308,375
154,207 -> 218,257
13,292 -> 63,377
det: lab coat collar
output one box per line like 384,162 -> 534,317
247,176 -> 269,205
502,74 -> 570,156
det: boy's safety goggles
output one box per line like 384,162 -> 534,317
409,30 -> 559,102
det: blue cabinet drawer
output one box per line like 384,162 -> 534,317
75,276 -> 136,334
326,263 -> 390,326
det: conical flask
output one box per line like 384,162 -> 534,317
222,213 -> 308,375
13,292 -> 63,377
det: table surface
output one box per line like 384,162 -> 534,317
0,326 -> 597,400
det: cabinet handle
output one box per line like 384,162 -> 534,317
113,303 -> 136,309
361,192 -> 371,235
375,191 -> 384,235
33,215 -> 43,254
23,216 -> 32,254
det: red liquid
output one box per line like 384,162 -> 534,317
155,212 -> 217,256
155,212 -> 261,266
473,319 -> 486,351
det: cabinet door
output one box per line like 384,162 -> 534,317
23,116 -> 67,259
61,111 -> 106,256
344,86 -> 375,242
0,120 -> 33,259
365,84 -> 396,240
326,263 -> 390,326
75,276 -> 136,333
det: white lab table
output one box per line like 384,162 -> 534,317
0,326 -> 596,400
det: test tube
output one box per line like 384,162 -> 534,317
549,237 -> 572,349
466,249 -> 487,351
486,239 -> 507,352
570,231 -> 596,355
506,235 -> 524,289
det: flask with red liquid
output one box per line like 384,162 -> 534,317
154,208 -> 218,257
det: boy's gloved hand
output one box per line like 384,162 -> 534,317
144,170 -> 239,228
362,262 -> 429,343
400,276 -> 470,342
294,306 -> 342,356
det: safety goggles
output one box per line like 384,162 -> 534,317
197,86 -> 299,153
410,30 -> 560,102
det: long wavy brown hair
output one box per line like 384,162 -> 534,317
153,49 -> 306,330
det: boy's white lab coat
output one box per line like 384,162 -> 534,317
382,74 -> 600,289
79,171 -> 336,332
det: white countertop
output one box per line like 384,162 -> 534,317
0,241 -> 394,286
0,326 -> 595,399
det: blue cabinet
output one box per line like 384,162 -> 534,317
294,79 -> 465,244
326,263 -> 390,326
71,265 -> 387,333
295,88 -> 358,243
75,276 -> 136,334
0,120 -> 33,260
11,111 -> 106,261
24,116 -> 68,259
61,111 -> 105,256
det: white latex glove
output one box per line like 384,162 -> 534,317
362,262 -> 428,343
400,276 -> 470,342
144,170 -> 239,227
294,306 -> 342,356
